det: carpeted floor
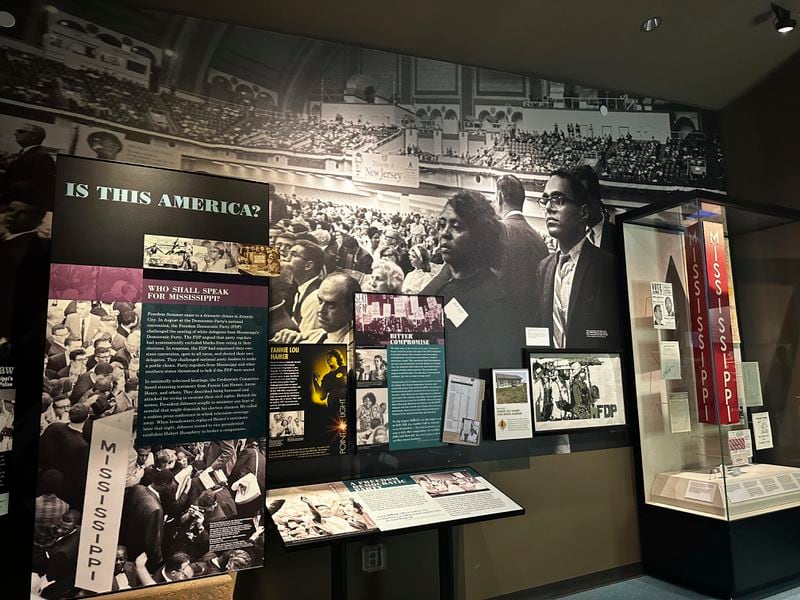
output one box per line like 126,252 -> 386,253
556,576 -> 800,600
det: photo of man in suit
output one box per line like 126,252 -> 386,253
664,296 -> 675,317
40,510 -> 82,599
152,552 -> 192,584
121,469 -> 173,570
494,174 -> 549,316
47,335 -> 81,375
0,200 -> 49,355
65,301 -> 102,347
653,304 -> 664,327
87,131 -> 123,161
111,546 -> 140,591
0,123 -> 56,211
47,324 -> 69,356
571,164 -> 618,257
283,240 -> 324,334
38,404 -> 90,509
533,170 -> 619,349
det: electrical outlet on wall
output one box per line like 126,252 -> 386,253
361,543 -> 387,572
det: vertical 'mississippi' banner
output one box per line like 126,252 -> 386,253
702,221 -> 739,425
685,222 -> 715,423
685,220 -> 739,425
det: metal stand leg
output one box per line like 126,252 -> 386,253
438,526 -> 455,600
331,543 -> 348,600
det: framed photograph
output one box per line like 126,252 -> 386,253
526,351 -> 626,432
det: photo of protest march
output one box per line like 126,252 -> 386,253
529,353 -> 625,431
34,293 -> 266,598
142,236 -> 277,277
354,292 -> 444,347
268,483 -> 378,544
412,471 -> 489,498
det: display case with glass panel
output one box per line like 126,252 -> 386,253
623,194 -> 800,520
620,193 -> 800,596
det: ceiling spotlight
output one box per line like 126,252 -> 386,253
0,11 -> 15,28
773,4 -> 796,33
641,16 -> 662,32
44,5 -> 58,14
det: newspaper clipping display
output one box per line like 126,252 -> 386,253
442,374 -> 485,446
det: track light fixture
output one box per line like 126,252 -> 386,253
772,4 -> 796,33
640,16 -> 662,32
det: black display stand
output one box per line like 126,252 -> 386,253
323,525 -> 458,600
640,503 -> 800,598
268,467 -> 524,600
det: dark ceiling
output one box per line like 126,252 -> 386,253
133,0 -> 800,110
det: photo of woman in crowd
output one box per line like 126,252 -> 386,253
421,191 -> 525,375
402,244 -> 434,294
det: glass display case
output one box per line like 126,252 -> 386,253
623,194 -> 800,520
620,193 -> 800,596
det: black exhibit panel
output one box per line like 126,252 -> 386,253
53,156 -> 269,268
29,156 -> 271,599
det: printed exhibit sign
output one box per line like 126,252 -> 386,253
442,374 -> 485,445
267,467 -> 522,547
268,344 -> 349,460
34,156 -> 268,598
650,282 -> 676,330
354,292 -> 446,451
490,369 -> 533,441
352,152 -> 420,188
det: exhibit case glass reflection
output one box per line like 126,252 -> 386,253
620,193 -> 800,597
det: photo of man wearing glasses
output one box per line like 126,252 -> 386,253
532,169 -> 619,349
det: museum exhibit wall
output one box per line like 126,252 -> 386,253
0,1 -> 726,597
720,49 -> 800,211
718,52 -> 800,496
457,450 -> 640,599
